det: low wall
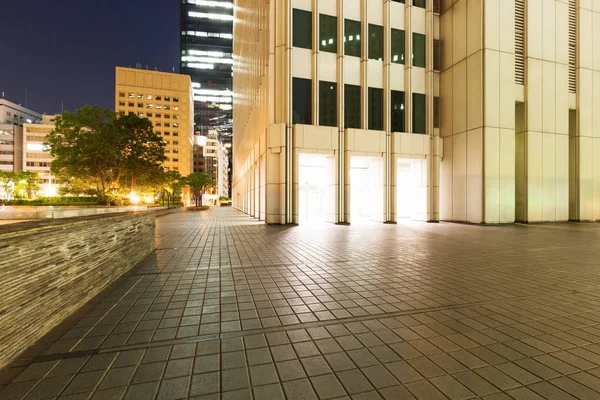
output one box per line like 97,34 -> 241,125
0,211 -> 157,369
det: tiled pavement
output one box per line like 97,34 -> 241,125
3,209 -> 600,399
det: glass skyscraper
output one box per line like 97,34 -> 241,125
180,0 -> 233,137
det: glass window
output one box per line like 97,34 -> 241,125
137,94 -> 143,99
128,93 -> 135,98
368,24 -> 383,60
413,33 -> 426,67
392,0 -> 405,2
146,94 -> 153,100
156,95 -> 162,101
137,103 -> 143,108
319,81 -> 337,127
368,88 -> 383,131
128,102 -> 134,107
173,141 -> 179,145
344,19 -> 361,57
391,29 -> 405,64
173,132 -> 179,136
165,96 -> 171,101
344,84 -> 361,129
173,123 -> 179,128
174,97 -> 179,102
119,92 -> 125,97
414,0 -> 426,8
413,93 -> 426,134
433,0 -> 441,13
164,132 -> 170,136
165,105 -> 171,110
147,113 -> 152,117
155,113 -> 161,118
165,123 -> 170,127
391,91 -> 405,132
293,9 -> 312,49
320,14 -> 337,53
119,101 -> 125,107
293,78 -> 312,124
165,114 -> 170,119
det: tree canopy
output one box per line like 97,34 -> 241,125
186,172 -> 215,207
46,106 -> 166,201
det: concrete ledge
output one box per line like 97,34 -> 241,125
0,211 -> 157,369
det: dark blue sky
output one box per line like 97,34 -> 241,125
0,0 -> 180,115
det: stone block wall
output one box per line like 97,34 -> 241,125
0,212 -> 156,369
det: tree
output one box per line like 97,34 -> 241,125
0,171 -> 16,200
46,106 -> 166,202
186,172 -> 215,207
15,171 -> 40,199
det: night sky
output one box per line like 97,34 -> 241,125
0,0 -> 180,115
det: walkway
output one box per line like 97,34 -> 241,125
3,208 -> 600,399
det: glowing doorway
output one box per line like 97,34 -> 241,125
396,158 -> 427,220
298,153 -> 334,223
350,156 -> 384,223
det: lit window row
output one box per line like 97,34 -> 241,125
292,78 -> 434,134
118,93 -> 180,102
185,0 -> 233,8
293,10 -> 430,68
183,31 -> 233,39
188,11 -> 233,21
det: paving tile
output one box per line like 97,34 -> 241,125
282,378 -> 318,400
405,379 -> 449,400
222,367 -> 250,392
249,364 -> 279,386
311,374 -> 346,399
253,383 -> 285,400
301,355 -> 332,376
156,376 -> 190,400
337,369 -> 375,395
429,375 -> 476,400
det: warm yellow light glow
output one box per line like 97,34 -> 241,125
144,195 -> 154,204
129,191 -> 141,204
44,185 -> 57,197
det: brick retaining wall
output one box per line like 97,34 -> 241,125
0,212 -> 156,369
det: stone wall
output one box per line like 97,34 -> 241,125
0,212 -> 156,369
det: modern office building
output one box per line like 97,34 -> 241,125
23,115 -> 58,195
0,99 -> 42,173
232,0 -> 600,224
115,66 -> 194,176
180,0 -> 234,136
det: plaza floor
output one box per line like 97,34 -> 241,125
3,208 -> 600,399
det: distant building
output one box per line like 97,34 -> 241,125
180,0 -> 233,137
115,66 -> 194,176
0,99 -> 42,173
23,115 -> 57,196
217,142 -> 230,198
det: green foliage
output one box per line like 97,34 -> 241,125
219,196 -> 231,202
0,171 -> 16,199
46,106 -> 166,201
186,172 -> 215,207
15,171 -> 40,199
7,197 -> 98,206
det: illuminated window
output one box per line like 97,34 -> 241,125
137,94 -> 143,99
138,112 -> 144,117
319,81 -> 337,127
293,9 -> 312,49
146,104 -> 154,108
164,105 -> 171,110
173,115 -> 179,120
173,149 -> 179,154
173,123 -> 179,128
344,19 -> 361,57
320,14 -> 337,53
156,105 -> 162,110
128,93 -> 135,98
391,29 -> 405,64
146,94 -> 153,100
391,91 -> 405,132
173,106 -> 180,111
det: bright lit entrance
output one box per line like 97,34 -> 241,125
396,158 -> 426,220
298,153 -> 334,223
350,156 -> 384,223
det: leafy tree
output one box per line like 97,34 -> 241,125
156,170 -> 186,206
186,172 -> 215,207
15,171 -> 40,199
0,171 -> 16,200
46,106 -> 166,202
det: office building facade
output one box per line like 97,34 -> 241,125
23,115 -> 58,195
115,67 -> 194,176
0,99 -> 42,173
180,0 -> 234,135
232,0 -> 600,224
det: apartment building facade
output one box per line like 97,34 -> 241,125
23,115 -> 57,195
0,99 -> 42,173
115,67 -> 195,176
233,0 -> 600,224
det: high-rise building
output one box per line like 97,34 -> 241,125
180,0 -> 233,136
233,0 -> 600,225
115,66 -> 194,176
0,99 -> 42,173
